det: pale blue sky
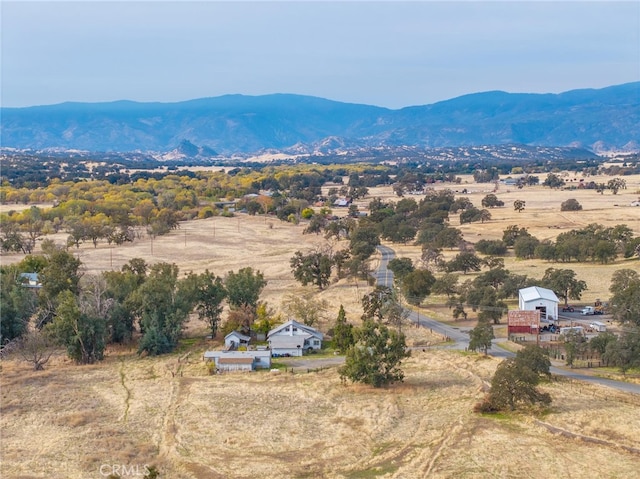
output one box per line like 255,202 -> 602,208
1,1 -> 639,108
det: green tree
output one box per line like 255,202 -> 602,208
603,327 -> 640,375
361,286 -> 395,322
468,319 -> 494,355
48,290 -> 107,364
225,267 -> 267,310
562,329 -> 587,367
608,269 -> 640,326
135,263 -> 194,355
349,225 -> 380,260
480,348 -> 551,412
445,252 -> 482,274
607,178 -> 626,194
290,250 -> 334,290
589,332 -> 618,366
332,305 -> 354,353
339,319 -> 410,388
481,194 -> 504,208
432,227 -> 464,250
560,198 -> 582,211
0,266 -> 37,342
593,240 -> 617,264
400,269 -> 436,306
431,273 -> 460,298
513,199 -> 526,212
475,239 -> 508,256
542,173 -> 565,189
186,270 -> 227,338
39,246 -> 83,301
387,257 -> 415,282
514,235 -> 540,259
102,259 -> 147,343
502,225 -> 530,247
541,268 -> 588,307
516,344 -> 551,379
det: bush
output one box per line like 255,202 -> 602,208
560,198 -> 582,211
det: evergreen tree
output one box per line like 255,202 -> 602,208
468,320 -> 494,355
332,305 -> 354,353
339,320 -> 410,387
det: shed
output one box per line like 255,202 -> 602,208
218,357 -> 254,372
224,331 -> 251,350
203,350 -> 272,372
518,286 -> 559,321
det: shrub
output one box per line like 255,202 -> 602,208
560,198 -> 582,211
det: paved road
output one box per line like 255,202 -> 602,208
373,245 -> 640,395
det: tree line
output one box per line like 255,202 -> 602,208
0,242 -> 269,365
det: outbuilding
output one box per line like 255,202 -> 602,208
518,286 -> 559,321
203,350 -> 272,372
224,331 -> 251,350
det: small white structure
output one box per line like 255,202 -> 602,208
267,320 -> 323,357
224,331 -> 251,350
518,286 -> 559,321
589,321 -> 607,332
203,350 -> 272,372
19,273 -> 42,289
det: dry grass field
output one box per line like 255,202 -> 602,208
1,171 -> 640,478
2,347 -> 640,479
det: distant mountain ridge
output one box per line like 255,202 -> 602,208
1,83 -> 638,154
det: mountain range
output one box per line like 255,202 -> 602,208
1,82 -> 638,155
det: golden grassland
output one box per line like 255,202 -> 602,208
1,172 -> 640,478
2,344 -> 640,479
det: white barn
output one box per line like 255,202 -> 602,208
518,286 -> 559,321
267,320 -> 323,357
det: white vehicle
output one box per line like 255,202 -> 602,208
581,306 -> 595,315
589,321 -> 607,332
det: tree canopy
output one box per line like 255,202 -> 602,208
339,319 -> 410,388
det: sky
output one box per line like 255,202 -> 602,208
1,1 -> 639,109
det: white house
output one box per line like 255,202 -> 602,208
19,272 -> 42,289
224,331 -> 251,350
518,286 -> 559,321
267,320 -> 324,357
203,350 -> 272,372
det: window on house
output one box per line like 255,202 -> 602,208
313,340 -> 320,346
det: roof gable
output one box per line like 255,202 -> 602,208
519,286 -> 559,303
267,320 -> 323,339
224,331 -> 251,341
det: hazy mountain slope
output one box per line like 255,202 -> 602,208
1,83 -> 637,154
